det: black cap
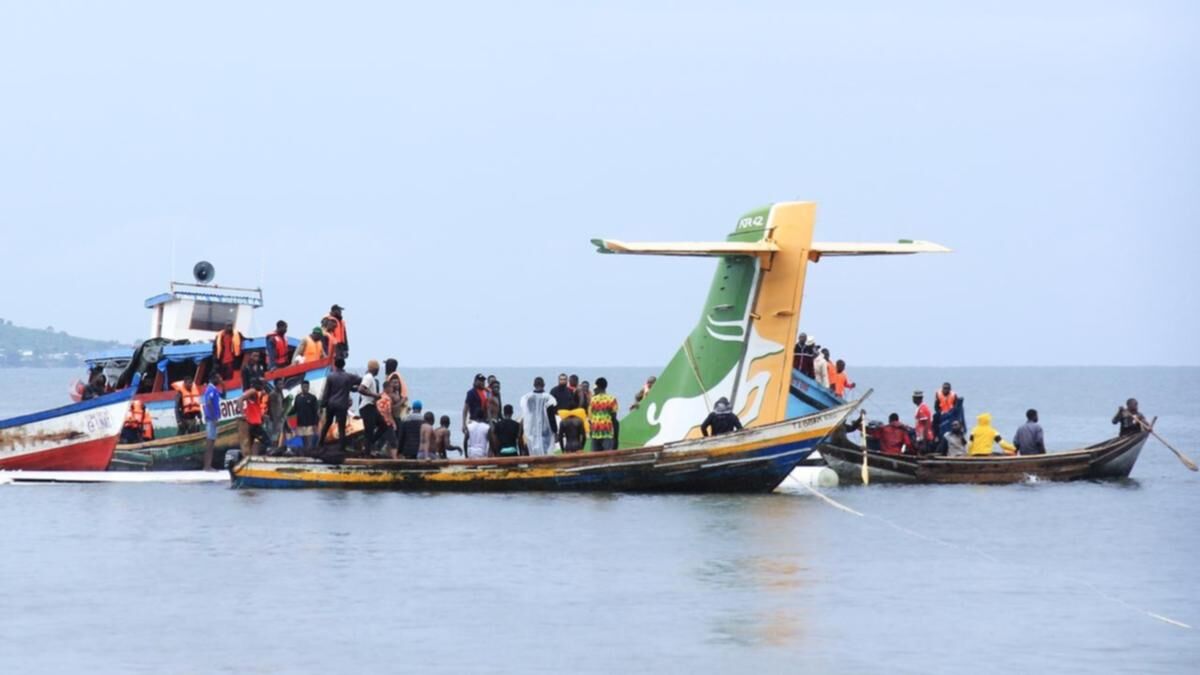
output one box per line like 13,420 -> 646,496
331,304 -> 344,311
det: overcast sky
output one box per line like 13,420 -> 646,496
0,1 -> 1195,367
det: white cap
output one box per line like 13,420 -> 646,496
805,336 -> 816,345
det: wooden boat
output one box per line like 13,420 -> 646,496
231,401 -> 860,492
0,388 -> 136,471
819,429 -> 1149,485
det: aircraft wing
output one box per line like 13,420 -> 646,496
809,240 -> 951,257
591,239 -> 779,257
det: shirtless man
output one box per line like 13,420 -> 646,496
418,411 -> 436,460
433,415 -> 453,459
558,413 -> 587,453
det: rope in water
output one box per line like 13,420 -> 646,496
789,476 -> 1193,630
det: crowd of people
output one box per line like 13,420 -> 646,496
847,384 -> 1149,459
793,332 -> 855,398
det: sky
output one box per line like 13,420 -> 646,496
0,1 -> 1196,367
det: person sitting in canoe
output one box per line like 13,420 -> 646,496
936,420 -> 968,457
701,397 -> 743,437
967,412 -> 1016,456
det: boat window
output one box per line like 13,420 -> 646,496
189,302 -> 238,332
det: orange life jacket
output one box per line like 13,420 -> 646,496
323,314 -> 346,350
267,332 -> 290,367
936,390 -> 958,413
243,390 -> 266,425
171,381 -> 202,417
123,405 -> 154,440
300,336 -> 324,363
215,331 -> 243,362
829,370 -> 851,398
385,372 -> 409,400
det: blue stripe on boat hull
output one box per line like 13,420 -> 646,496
232,437 -> 821,493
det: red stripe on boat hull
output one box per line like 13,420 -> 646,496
0,436 -> 118,471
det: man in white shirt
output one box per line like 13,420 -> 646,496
518,376 -> 558,456
814,347 -> 830,389
465,410 -> 491,458
356,359 -> 382,451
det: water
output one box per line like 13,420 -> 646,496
2,367 -> 1198,673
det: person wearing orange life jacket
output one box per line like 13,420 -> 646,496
171,379 -> 204,434
292,326 -> 327,365
933,381 -> 966,437
322,304 -> 348,359
828,359 -> 855,398
238,379 -> 272,456
265,320 -> 291,370
121,400 -> 154,444
212,322 -> 244,380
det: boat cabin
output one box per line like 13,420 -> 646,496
144,281 -> 262,342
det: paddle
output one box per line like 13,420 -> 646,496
860,413 -> 870,486
1137,417 -> 1198,472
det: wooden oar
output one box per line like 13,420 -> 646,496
860,413 -> 870,486
1137,417 -> 1198,472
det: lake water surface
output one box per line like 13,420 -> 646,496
1,367 -> 1197,673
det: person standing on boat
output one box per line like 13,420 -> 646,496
419,412 -> 436,460
587,377 -> 619,451
239,379 -> 271,456
967,412 -> 1015,456
933,382 -> 966,435
202,373 -> 224,469
375,385 -> 400,458
321,305 -> 349,359
265,320 -> 291,371
558,409 -> 587,453
465,409 -> 491,459
1112,399 -> 1148,437
1013,409 -> 1046,455
829,360 -> 855,398
462,373 -> 490,447
701,397 -> 743,437
213,322 -> 244,380
487,379 -> 504,423
396,399 -> 427,460
319,357 -> 362,452
794,335 -> 817,378
292,326 -> 327,365
172,378 -> 204,435
383,358 -> 409,419
630,375 -> 657,411
549,373 -> 578,411
813,347 -> 831,390
434,415 -> 454,459
357,359 -> 383,450
491,404 -> 523,456
518,376 -> 558,456
240,351 -> 265,390
912,391 -> 935,453
293,379 -> 320,452
578,380 -> 593,411
121,399 -> 154,444
936,420 -> 968,457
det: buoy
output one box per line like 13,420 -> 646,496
782,465 -> 839,489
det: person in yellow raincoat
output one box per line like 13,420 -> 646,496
968,412 -> 1016,456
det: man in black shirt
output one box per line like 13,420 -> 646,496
396,400 -> 427,460
293,380 -> 320,452
549,373 -> 579,411
1112,398 -> 1148,437
319,357 -> 362,452
491,404 -> 523,456
701,397 -> 743,437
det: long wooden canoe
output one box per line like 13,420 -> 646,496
819,429 -> 1149,485
230,401 -> 860,492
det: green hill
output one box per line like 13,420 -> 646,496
0,319 -> 129,367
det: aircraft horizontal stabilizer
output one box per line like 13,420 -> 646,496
591,239 -> 779,257
809,240 -> 951,259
